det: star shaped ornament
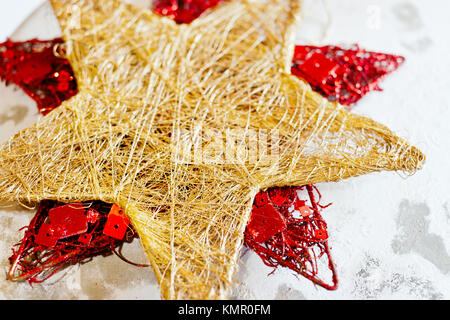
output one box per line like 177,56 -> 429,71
0,0 -> 424,299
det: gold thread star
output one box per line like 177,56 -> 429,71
0,0 -> 424,299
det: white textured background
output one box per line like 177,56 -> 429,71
0,0 -> 449,299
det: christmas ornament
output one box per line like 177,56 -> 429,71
0,4 -> 340,290
1,15 -> 407,291
291,45 -> 405,106
0,0 -> 424,299
0,38 -> 77,115
245,185 -> 338,290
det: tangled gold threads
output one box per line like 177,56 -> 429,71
0,0 -> 424,299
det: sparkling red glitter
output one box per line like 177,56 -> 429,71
0,38 -> 77,115
291,44 -> 405,106
244,185 -> 338,290
8,201 -> 145,284
153,0 -> 224,24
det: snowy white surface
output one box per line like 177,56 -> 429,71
0,0 -> 449,300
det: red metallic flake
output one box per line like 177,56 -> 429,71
103,214 -> 129,240
292,45 -> 405,106
153,0 -> 224,24
48,203 -> 88,239
103,204 -> 130,240
315,228 -> 328,240
293,198 -> 305,210
294,51 -> 338,87
298,205 -> 313,218
48,203 -> 83,224
86,208 -> 100,224
246,203 -> 287,243
35,223 -> 59,248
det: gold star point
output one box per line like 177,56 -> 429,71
0,0 -> 424,299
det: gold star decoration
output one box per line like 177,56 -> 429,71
0,0 -> 424,299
